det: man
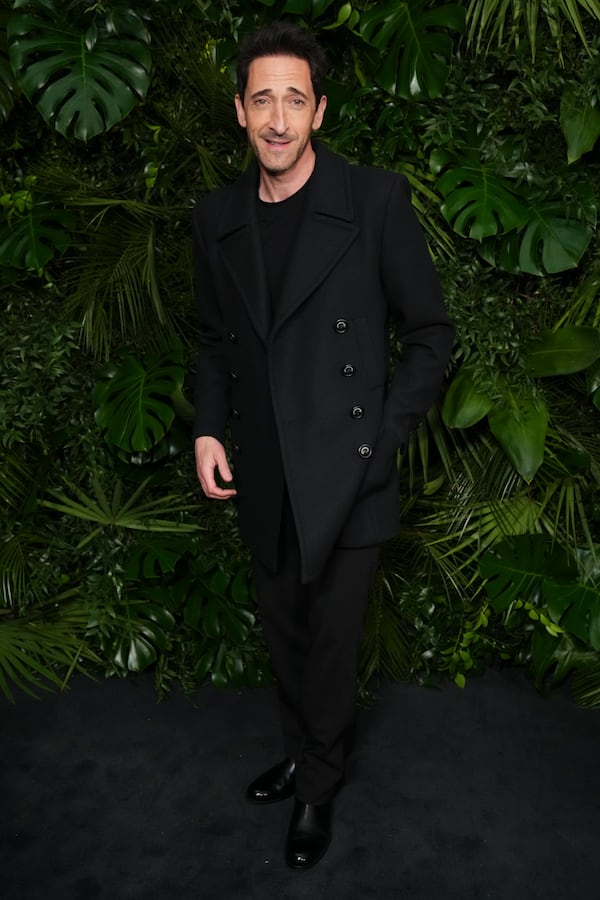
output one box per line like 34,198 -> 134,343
194,21 -> 454,869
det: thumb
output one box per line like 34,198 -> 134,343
216,452 -> 233,483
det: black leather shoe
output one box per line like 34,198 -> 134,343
246,758 -> 296,804
285,799 -> 332,869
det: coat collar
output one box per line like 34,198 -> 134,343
215,143 -> 359,340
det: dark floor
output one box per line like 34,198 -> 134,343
2,667 -> 599,900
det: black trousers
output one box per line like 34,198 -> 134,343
252,496 -> 379,805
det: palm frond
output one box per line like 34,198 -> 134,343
0,450 -> 30,509
0,531 -> 54,610
465,0 -> 599,61
42,476 -> 201,547
360,568 -> 413,687
554,260 -> 600,329
0,596 -> 99,702
571,660 -> 600,707
61,207 -> 177,360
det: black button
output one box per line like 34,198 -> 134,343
231,408 -> 240,419
351,405 -> 364,419
342,364 -> 355,377
227,331 -> 238,343
232,442 -> 241,453
358,443 -> 372,459
334,318 -> 348,334
230,371 -> 239,383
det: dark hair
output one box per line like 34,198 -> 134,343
236,21 -> 329,106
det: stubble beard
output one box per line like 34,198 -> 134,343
253,134 -> 309,177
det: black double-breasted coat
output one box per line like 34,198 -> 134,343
193,143 -> 454,583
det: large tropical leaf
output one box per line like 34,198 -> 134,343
93,593 -> 176,673
182,563 -> 255,643
433,132 -> 596,272
360,0 -> 465,98
544,579 -> 600,650
479,533 -> 577,613
560,86 -> 600,164
530,630 -> 591,692
480,190 -> 597,275
0,201 -> 75,271
94,351 -> 184,453
487,388 -> 549,482
527,326 -> 600,377
442,365 -> 493,428
124,534 -> 196,581
431,145 -> 530,240
8,1 -> 151,140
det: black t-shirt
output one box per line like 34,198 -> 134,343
256,177 -> 312,320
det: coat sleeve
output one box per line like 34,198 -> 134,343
377,176 -> 454,455
192,204 -> 230,442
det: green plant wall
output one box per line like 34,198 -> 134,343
1,0 -> 600,704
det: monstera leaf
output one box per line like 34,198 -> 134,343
103,594 -> 176,672
8,1 -> 151,140
125,534 -> 196,581
544,580 -> 600,651
431,145 -> 530,240
94,351 -> 184,453
360,0 -> 465,98
435,135 -> 597,273
0,201 -> 74,270
484,194 -> 597,275
560,87 -> 600,164
182,565 -> 255,642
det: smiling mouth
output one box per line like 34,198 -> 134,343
263,138 -> 291,148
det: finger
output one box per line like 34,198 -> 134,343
198,466 -> 236,500
202,478 -> 237,499
217,457 -> 234,483
207,487 -> 237,500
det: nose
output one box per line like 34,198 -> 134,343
269,100 -> 288,135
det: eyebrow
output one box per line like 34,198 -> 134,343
249,87 -> 310,100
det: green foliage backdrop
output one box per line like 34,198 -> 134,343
1,0 -> 600,704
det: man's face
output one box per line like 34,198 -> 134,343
235,55 -> 326,177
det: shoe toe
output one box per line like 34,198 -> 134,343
246,758 -> 296,804
285,800 -> 332,869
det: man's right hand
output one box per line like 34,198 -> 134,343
195,436 -> 237,500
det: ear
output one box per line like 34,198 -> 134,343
312,95 -> 327,132
234,94 -> 247,128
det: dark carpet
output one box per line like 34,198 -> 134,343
2,667 -> 599,900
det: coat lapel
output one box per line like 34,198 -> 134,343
216,164 -> 271,341
215,143 -> 359,341
274,143 -> 359,334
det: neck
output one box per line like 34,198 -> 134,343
258,145 -> 316,203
